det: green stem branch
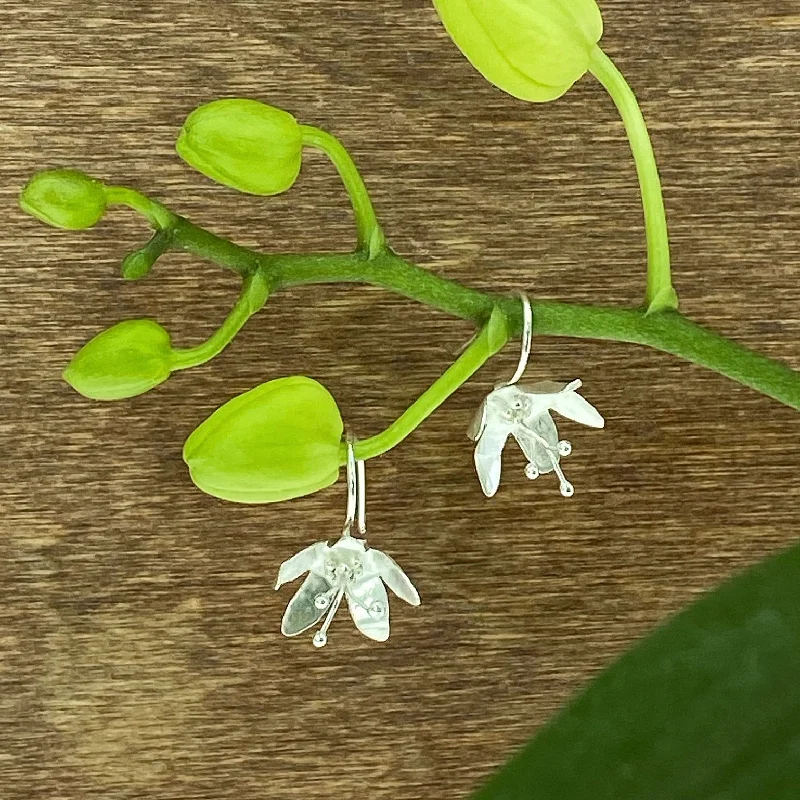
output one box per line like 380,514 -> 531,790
104,186 -> 176,230
169,271 -> 270,371
300,126 -> 386,258
345,307 -> 509,462
590,47 -> 678,315
121,227 -> 175,280
165,216 -> 798,411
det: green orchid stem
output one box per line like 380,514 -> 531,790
343,307 -> 509,463
299,126 -> 386,258
162,217 -> 799,411
589,47 -> 678,315
108,196 -> 798,414
121,228 -> 175,280
104,185 -> 177,230
166,218 -> 800,410
169,271 -> 269,371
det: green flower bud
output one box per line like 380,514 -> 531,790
63,320 -> 173,401
176,99 -> 303,196
432,0 -> 603,102
19,169 -> 107,230
183,377 -> 344,504
120,249 -> 156,281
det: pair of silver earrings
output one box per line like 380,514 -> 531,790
275,294 -> 604,647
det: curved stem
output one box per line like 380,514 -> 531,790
344,306 -> 509,462
169,271 -> 269,371
104,186 -> 176,230
589,47 -> 678,315
299,126 -> 386,258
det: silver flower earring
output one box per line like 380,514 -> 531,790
275,439 -> 420,648
469,294 -> 605,498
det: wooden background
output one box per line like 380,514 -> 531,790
1,2 -> 798,798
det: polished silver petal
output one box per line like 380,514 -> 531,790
281,572 -> 332,637
519,380 -> 566,396
513,412 -> 560,475
474,423 -> 510,497
329,535 -> 367,557
467,399 -> 488,442
367,548 -> 421,606
274,541 -> 327,590
347,575 -> 390,642
520,380 -> 604,429
550,388 -> 604,428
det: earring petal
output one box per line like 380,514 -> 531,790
347,576 -> 390,642
367,548 -> 421,606
281,572 -> 332,636
467,398 -> 488,442
474,425 -> 509,497
274,541 -> 327,589
513,413 -> 560,474
550,388 -> 605,428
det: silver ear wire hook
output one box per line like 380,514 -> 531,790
356,458 -> 366,536
505,292 -> 532,387
344,438 -> 357,536
343,438 -> 367,537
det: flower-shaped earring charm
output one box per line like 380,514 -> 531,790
275,441 -> 420,647
469,295 -> 604,497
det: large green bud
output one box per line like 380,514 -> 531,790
176,99 -> 303,196
183,377 -> 344,504
63,320 -> 173,401
19,169 -> 107,230
432,0 -> 603,102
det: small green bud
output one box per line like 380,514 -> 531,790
432,0 -> 603,102
120,249 -> 156,281
176,99 -> 303,196
120,228 -> 173,281
183,377 -> 344,504
63,319 -> 173,401
19,169 -> 107,230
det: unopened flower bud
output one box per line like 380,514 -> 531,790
432,0 -> 603,102
120,249 -> 156,281
176,99 -> 303,196
183,377 -> 343,503
19,169 -> 107,230
63,319 -> 173,401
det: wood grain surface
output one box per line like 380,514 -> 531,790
1,2 -> 798,798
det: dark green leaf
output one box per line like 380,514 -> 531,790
475,542 -> 800,800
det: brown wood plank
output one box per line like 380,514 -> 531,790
0,2 -> 798,798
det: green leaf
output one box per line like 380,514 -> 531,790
474,541 -> 800,799
63,319 -> 173,400
183,376 -> 343,504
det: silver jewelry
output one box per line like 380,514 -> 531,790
501,291 -> 533,388
275,439 -> 420,647
468,294 -> 604,497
